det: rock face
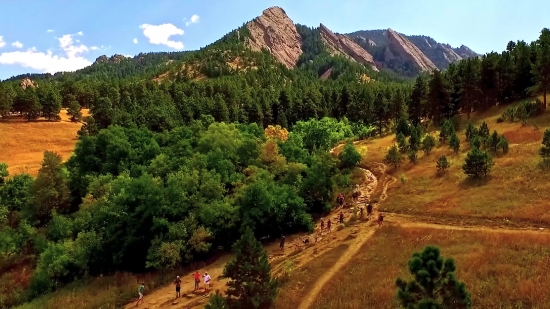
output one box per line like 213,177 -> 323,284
94,54 -> 128,65
386,29 -> 437,72
453,45 -> 478,59
245,6 -> 303,68
20,77 -> 36,89
319,24 -> 378,71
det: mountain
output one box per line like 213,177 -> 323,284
347,29 -> 479,71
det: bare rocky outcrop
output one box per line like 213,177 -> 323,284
453,45 -> 478,59
20,77 -> 36,89
319,24 -> 378,71
386,29 -> 437,72
94,55 -> 109,64
245,6 -> 303,68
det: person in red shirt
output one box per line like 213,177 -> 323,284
193,270 -> 201,291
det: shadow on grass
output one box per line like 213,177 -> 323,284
458,176 -> 491,189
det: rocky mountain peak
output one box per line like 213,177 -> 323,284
245,6 -> 303,68
386,29 -> 437,72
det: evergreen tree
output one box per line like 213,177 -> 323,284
532,28 -> 550,108
397,132 -> 409,153
487,130 -> 500,152
427,70 -> 452,124
206,291 -> 230,309
67,100 -> 82,122
395,117 -> 411,137
436,155 -> 450,173
449,133 -> 460,154
478,121 -> 490,140
409,76 -> 426,126
396,246 -> 472,309
408,150 -> 418,164
223,228 -> 279,309
462,147 -> 494,178
439,119 -> 455,144
540,129 -> 550,162
469,135 -> 482,149
374,92 -> 389,137
409,125 -> 422,152
465,121 -> 477,142
498,135 -> 509,154
338,142 -> 362,169
422,135 -> 436,155
0,83 -> 15,120
384,144 -> 403,169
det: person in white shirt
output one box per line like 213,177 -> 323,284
203,272 -> 211,292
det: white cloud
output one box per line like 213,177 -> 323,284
77,31 -> 83,36
0,33 -> 93,73
139,23 -> 184,49
133,38 -> 138,44
47,29 -> 54,33
186,14 -> 199,26
90,46 -> 99,50
12,41 -> 23,48
0,36 -> 5,48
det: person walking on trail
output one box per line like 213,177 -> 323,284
174,276 -> 181,298
327,219 -> 332,233
280,234 -> 286,251
360,206 -> 364,219
339,211 -> 344,224
135,282 -> 145,307
366,203 -> 373,219
378,212 -> 384,227
193,270 -> 201,291
320,218 -> 325,232
203,272 -> 211,293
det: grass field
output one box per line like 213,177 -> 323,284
357,96 -> 550,226
0,109 -> 89,176
310,225 -> 550,309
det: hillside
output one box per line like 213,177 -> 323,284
0,3 -> 549,308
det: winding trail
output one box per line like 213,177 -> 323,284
126,141 -> 550,309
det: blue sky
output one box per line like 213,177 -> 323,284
0,0 -> 547,80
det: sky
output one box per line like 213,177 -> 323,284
0,0 -> 548,80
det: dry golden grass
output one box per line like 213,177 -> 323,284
274,244 -> 349,309
357,96 -> 550,225
0,109 -> 89,176
311,225 -> 550,309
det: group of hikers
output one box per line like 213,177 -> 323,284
136,189 -> 384,306
134,270 -> 212,307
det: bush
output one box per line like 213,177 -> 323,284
407,150 -> 418,164
462,147 -> 494,179
421,135 -> 435,155
338,142 -> 361,169
384,145 -> 403,169
436,155 -> 450,174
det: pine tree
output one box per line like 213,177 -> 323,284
487,130 -> 500,152
462,147 -> 494,178
395,117 -> 411,137
478,121 -> 490,139
396,246 -> 472,309
422,135 -> 436,155
465,121 -> 477,141
206,290 -> 230,309
374,92 -> 389,137
396,132 -> 409,153
408,76 -> 426,126
427,70 -> 452,124
532,28 -> 550,108
223,228 -> 279,309
436,155 -> 450,173
439,119 -> 455,144
498,135 -> 509,154
384,144 -> 403,169
449,133 -> 460,153
408,150 -> 418,164
67,100 -> 82,122
540,129 -> 550,162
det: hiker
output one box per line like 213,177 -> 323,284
203,272 -> 211,292
339,211 -> 344,224
378,212 -> 384,227
320,218 -> 325,232
174,276 -> 181,298
280,234 -> 286,251
366,203 -> 373,219
135,282 -> 145,307
360,206 -> 364,219
352,185 -> 360,201
193,270 -> 201,291
327,219 -> 332,233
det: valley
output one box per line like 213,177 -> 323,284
1,3 -> 550,309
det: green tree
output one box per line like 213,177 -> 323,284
422,135 -> 436,155
40,86 -> 62,121
498,135 -> 509,154
462,147 -> 494,179
28,151 -> 71,225
540,129 -> 550,162
0,83 -> 15,120
408,150 -> 418,164
436,155 -> 450,173
396,246 -> 472,309
397,132 -> 409,153
532,28 -> 550,108
439,119 -> 454,144
67,100 -> 82,122
338,141 -> 361,169
408,76 -> 426,126
395,117 -> 411,137
487,130 -> 500,152
223,228 -> 279,309
384,144 -> 403,169
449,133 -> 460,154
469,135 -> 482,149
478,121 -> 490,140
206,290 -> 230,309
464,121 -> 477,142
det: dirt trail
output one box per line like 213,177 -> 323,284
126,142 -> 550,309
